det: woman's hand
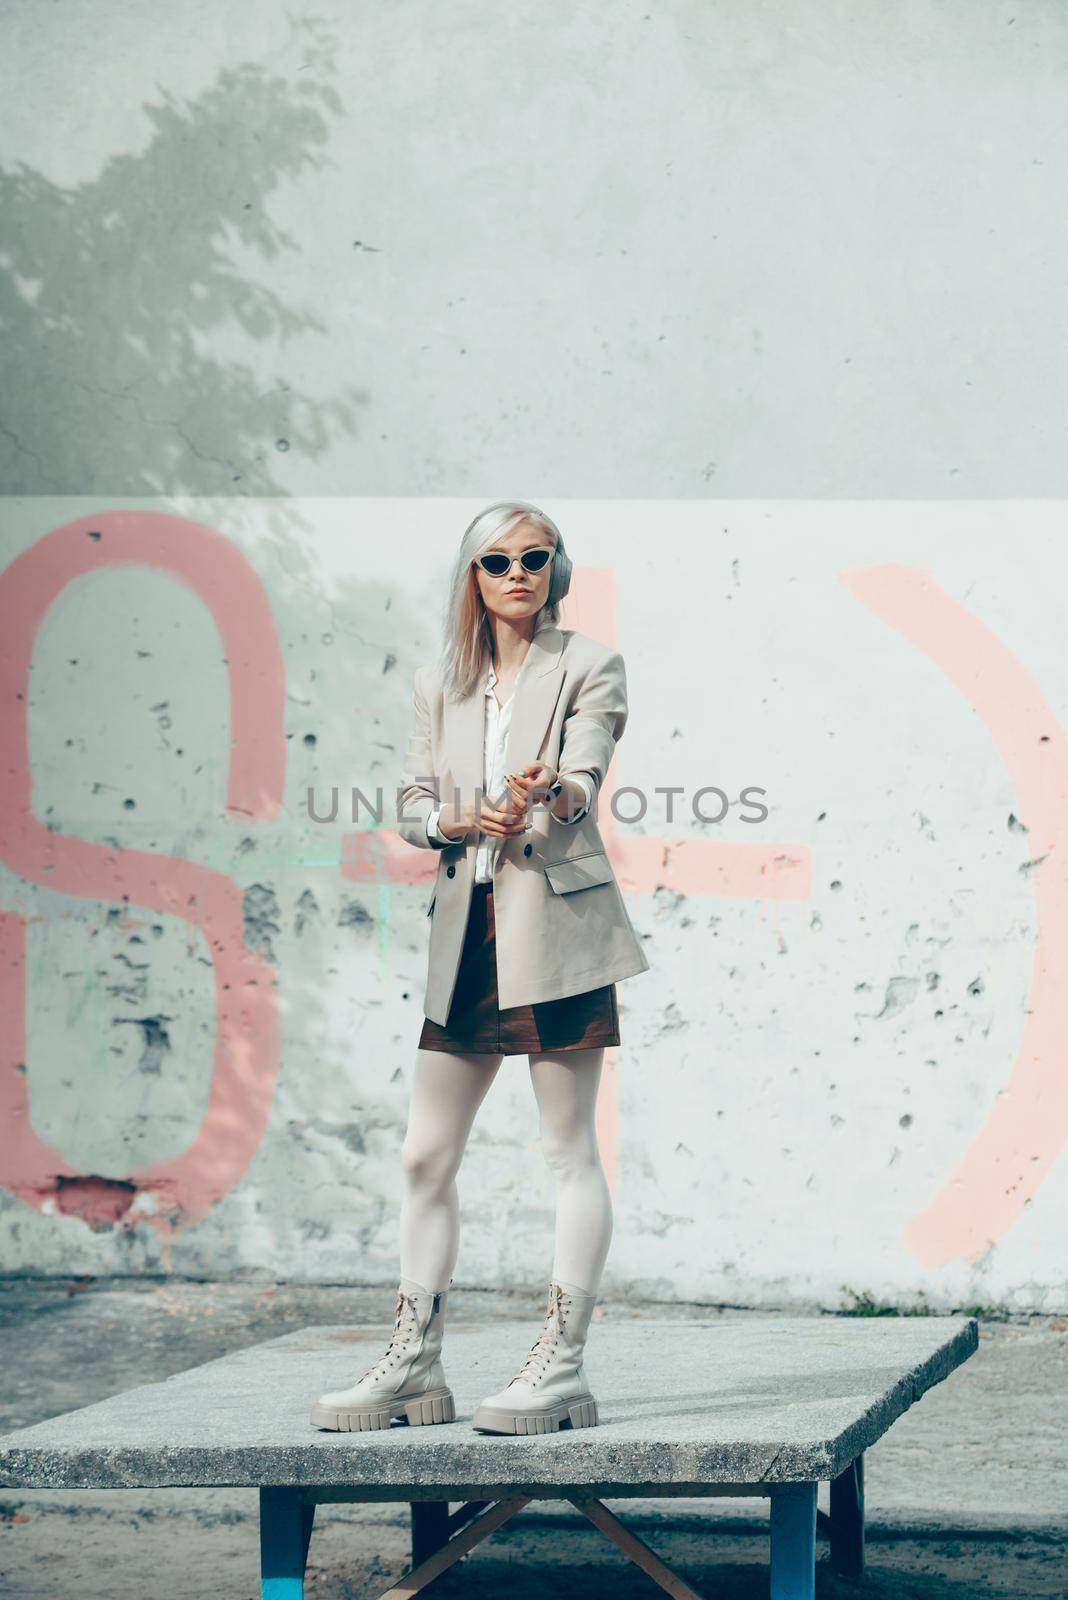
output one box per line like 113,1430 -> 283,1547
434,795 -> 528,841
434,800 -> 479,841
477,783 -> 531,838
436,764 -> 559,841
504,763 -> 559,812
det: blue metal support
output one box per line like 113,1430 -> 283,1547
410,1499 -> 451,1566
260,1486 -> 315,1599
829,1452 -> 865,1576
769,1481 -> 817,1599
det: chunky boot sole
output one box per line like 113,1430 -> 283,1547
471,1394 -> 599,1434
310,1385 -> 456,1432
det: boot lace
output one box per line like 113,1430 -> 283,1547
510,1282 -> 567,1386
358,1290 -> 419,1382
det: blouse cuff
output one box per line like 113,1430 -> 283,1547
425,806 -> 451,847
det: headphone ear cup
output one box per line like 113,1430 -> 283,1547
548,546 -> 572,605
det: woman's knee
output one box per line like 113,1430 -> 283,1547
538,1125 -> 601,1178
401,1133 -> 463,1192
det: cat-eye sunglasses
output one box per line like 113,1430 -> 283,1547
474,547 -> 553,578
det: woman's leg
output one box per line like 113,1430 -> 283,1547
528,1047 -> 612,1294
399,1047 -> 502,1293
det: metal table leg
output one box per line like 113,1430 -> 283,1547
410,1500 -> 451,1566
769,1481 -> 816,1599
829,1451 -> 864,1577
260,1486 -> 315,1599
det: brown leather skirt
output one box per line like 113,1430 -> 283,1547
418,881 -> 621,1056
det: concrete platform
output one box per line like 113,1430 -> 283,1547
0,1314 -> 978,1598
0,1314 -> 977,1492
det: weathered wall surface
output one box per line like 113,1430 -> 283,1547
2,2 -> 1067,500
1,3 -> 1066,1307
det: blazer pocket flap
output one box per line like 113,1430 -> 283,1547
544,851 -> 615,895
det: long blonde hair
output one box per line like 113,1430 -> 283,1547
438,502 -> 566,700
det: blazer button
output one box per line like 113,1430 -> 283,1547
446,864 -> 456,877
523,843 -> 533,856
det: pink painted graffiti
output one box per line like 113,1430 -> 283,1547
842,563 -> 1068,1267
0,509 -> 285,1238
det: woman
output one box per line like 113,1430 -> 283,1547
311,501 -> 649,1436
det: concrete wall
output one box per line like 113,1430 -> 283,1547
2,497 -> 1066,1313
2,3 -> 1066,1309
3,1 -> 1067,500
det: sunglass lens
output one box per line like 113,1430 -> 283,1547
479,554 -> 510,575
521,549 -> 551,572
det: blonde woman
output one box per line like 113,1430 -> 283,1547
312,501 -> 649,1436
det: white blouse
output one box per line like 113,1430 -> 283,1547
425,654 -> 594,883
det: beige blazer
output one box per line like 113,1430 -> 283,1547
398,623 -> 651,1024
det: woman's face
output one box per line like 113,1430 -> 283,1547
474,519 -> 556,626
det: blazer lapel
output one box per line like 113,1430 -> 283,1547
443,622 -> 565,810
503,622 -> 565,780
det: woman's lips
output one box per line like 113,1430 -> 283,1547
506,588 -> 531,596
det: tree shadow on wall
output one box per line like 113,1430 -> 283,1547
0,13 -> 362,498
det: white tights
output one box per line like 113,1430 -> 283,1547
398,1046 -> 613,1297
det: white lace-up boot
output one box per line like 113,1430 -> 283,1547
310,1277 -> 456,1431
472,1279 -> 600,1434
